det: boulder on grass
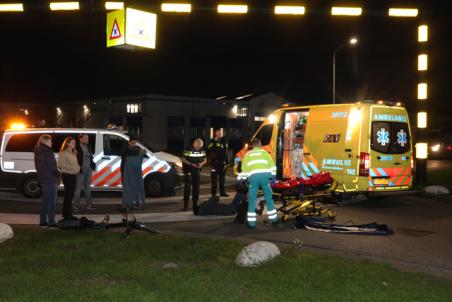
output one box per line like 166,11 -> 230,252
423,185 -> 450,196
236,241 -> 280,267
0,223 -> 14,243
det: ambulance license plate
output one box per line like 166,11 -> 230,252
374,178 -> 390,185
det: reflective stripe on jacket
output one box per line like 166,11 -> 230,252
238,147 -> 276,179
183,148 -> 206,165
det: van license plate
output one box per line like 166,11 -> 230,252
374,178 -> 390,185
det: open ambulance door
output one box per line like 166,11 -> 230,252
280,109 -> 310,179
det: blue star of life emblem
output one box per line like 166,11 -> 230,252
397,129 -> 407,146
377,128 -> 390,146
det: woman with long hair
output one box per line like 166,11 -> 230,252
57,137 -> 80,220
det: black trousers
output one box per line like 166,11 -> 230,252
211,163 -> 226,196
61,173 -> 76,219
183,169 -> 200,210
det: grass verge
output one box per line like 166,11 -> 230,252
1,228 -> 451,302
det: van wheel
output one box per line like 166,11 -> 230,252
21,175 -> 42,198
145,174 -> 164,197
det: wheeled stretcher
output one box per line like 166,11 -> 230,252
258,172 -> 340,222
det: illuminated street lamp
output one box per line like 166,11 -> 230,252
0,3 -> 24,12
333,37 -> 358,104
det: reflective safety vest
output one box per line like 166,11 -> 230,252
183,148 -> 206,172
238,147 -> 276,179
183,148 -> 206,163
207,138 -> 228,164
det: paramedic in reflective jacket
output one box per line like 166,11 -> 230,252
208,128 -> 229,197
238,138 -> 278,228
182,138 -> 207,214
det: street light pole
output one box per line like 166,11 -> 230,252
332,37 -> 358,104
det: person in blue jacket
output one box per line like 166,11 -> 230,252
121,134 -> 146,209
34,134 -> 60,229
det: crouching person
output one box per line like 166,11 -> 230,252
34,135 -> 59,229
238,138 -> 277,229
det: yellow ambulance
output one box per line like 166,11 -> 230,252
243,101 -> 413,193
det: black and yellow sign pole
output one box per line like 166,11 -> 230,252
415,20 -> 429,185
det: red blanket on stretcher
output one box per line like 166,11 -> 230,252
271,172 -> 333,189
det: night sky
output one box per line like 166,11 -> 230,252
0,1 -> 450,114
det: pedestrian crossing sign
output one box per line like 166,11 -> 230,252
106,7 -> 157,49
107,9 -> 125,47
109,19 -> 121,39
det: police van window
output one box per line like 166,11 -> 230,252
371,122 -> 410,154
5,133 -> 43,152
52,133 -> 96,153
104,134 -> 126,156
254,124 -> 273,146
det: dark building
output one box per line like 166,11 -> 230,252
56,93 -> 286,155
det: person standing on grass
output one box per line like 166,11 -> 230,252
182,138 -> 207,214
238,138 -> 278,229
121,135 -> 146,210
58,137 -> 80,220
34,134 -> 60,229
74,134 -> 96,211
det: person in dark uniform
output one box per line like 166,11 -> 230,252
182,138 -> 207,214
208,128 -> 229,197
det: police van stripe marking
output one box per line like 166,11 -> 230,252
92,166 -> 110,182
97,168 -> 121,187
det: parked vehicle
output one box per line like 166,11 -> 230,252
236,101 -> 413,193
0,128 -> 182,198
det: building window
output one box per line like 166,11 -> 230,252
237,106 -> 248,117
126,103 -> 141,114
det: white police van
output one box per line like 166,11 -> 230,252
0,128 -> 182,198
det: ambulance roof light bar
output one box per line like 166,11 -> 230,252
358,100 -> 404,107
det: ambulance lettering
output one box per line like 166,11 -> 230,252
321,158 -> 351,171
331,111 -> 348,118
373,114 -> 407,122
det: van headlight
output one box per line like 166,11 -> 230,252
171,162 -> 183,175
431,144 -> 440,152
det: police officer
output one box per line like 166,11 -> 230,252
238,138 -> 277,229
208,128 -> 229,197
182,138 -> 207,214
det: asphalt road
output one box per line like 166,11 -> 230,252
150,194 -> 452,279
428,159 -> 452,170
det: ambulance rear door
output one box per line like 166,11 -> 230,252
368,106 -> 412,190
